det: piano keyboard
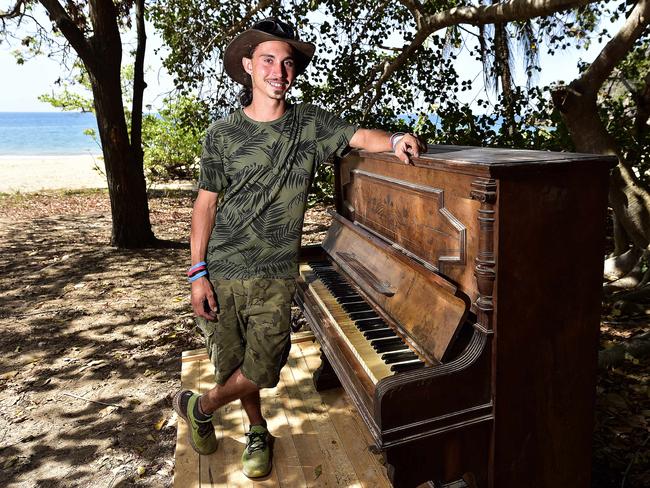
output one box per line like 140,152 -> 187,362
301,261 -> 426,384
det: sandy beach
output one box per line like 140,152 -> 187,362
0,154 -> 107,193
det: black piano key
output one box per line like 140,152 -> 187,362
364,329 -> 397,340
391,361 -> 425,374
382,352 -> 419,364
342,303 -> 372,313
337,295 -> 363,303
371,337 -> 402,346
325,282 -> 353,290
355,317 -> 386,326
328,285 -> 354,292
318,273 -> 343,280
373,341 -> 408,353
349,311 -> 378,320
356,322 -> 389,332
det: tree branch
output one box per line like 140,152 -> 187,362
202,0 -> 276,56
131,0 -> 146,152
577,0 -> 650,96
342,0 -> 602,116
425,0 -> 598,29
0,0 -> 29,20
339,22 -> 434,116
38,0 -> 94,69
398,0 -> 425,29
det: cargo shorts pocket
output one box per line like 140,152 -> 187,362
195,316 -> 219,363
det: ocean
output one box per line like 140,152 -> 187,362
0,112 -> 101,156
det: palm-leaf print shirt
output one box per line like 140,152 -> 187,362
198,103 -> 357,279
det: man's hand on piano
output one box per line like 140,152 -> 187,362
394,133 -> 427,165
191,277 -> 219,321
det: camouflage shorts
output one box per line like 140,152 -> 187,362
195,277 -> 296,389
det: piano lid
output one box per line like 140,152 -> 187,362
323,213 -> 470,363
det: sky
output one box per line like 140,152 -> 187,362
0,15 -> 175,112
0,10 -> 622,113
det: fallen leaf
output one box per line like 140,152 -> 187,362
136,466 -> 146,477
314,464 -> 322,479
154,417 -> 166,431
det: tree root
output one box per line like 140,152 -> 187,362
598,332 -> 650,369
603,248 -> 650,295
608,282 -> 650,304
604,247 -> 644,282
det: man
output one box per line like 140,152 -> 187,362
174,17 -> 425,479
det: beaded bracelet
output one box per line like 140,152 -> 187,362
188,270 -> 208,283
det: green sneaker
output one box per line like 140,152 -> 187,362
172,390 -> 217,455
242,424 -> 272,478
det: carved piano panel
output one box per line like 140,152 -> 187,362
338,153 -> 484,305
343,169 -> 467,270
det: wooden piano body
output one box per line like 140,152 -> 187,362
295,145 -> 616,487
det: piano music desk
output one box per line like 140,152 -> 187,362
174,340 -> 395,487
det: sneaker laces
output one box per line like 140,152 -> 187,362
196,418 -> 214,437
245,430 -> 267,454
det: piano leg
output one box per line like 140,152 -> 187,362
313,348 -> 342,391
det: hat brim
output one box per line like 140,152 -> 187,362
224,30 -> 316,86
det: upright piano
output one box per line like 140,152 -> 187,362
295,145 -> 616,488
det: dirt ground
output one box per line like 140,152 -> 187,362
0,189 -> 648,487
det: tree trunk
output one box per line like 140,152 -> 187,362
549,0 -> 650,257
89,68 -> 154,248
86,0 -> 154,248
551,83 -> 650,252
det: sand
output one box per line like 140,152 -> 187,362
0,154 -> 107,193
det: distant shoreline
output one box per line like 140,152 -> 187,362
0,153 -> 102,159
0,154 -> 107,193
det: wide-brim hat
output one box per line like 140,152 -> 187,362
224,18 -> 316,86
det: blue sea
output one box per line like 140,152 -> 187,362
0,112 -> 101,156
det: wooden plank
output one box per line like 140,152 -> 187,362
174,354 -> 201,488
298,343 -> 390,488
278,359 -> 340,487
286,347 -> 361,487
261,354 -> 310,488
183,348 -> 208,362
290,331 -> 315,344
219,394 -> 253,486
199,360 -> 229,488
177,346 -> 391,488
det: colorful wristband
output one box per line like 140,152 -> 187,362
188,270 -> 208,283
187,265 -> 206,277
188,261 -> 206,273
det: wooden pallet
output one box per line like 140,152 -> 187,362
174,338 -> 392,487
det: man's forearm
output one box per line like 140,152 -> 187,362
349,128 -> 392,153
190,194 -> 218,265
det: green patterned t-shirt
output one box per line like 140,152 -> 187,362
198,103 -> 357,279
